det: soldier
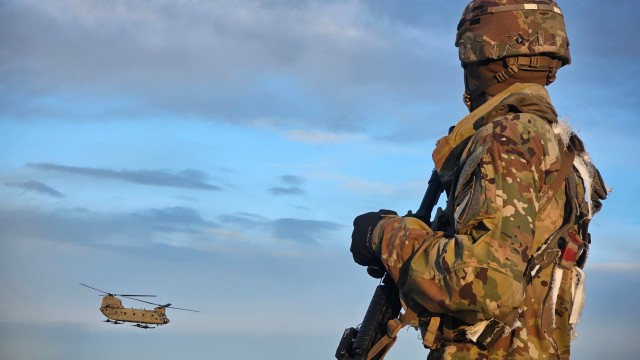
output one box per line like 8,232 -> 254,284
349,1 -> 608,359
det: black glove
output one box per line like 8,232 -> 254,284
350,210 -> 397,269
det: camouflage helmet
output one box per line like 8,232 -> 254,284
456,0 -> 571,66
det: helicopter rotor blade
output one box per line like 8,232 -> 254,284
160,303 -> 200,312
166,306 -> 200,313
80,283 -> 156,297
79,283 -> 111,295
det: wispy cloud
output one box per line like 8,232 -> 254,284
218,211 -> 343,245
272,218 -> 342,245
27,163 -> 222,191
5,180 -> 64,198
268,186 -> 305,196
280,175 -> 304,186
284,129 -> 365,144
133,206 -> 217,234
268,175 -> 306,196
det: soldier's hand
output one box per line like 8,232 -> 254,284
350,210 -> 397,269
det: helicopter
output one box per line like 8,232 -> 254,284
80,283 -> 199,329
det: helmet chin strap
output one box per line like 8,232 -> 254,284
463,56 -> 561,111
463,91 -> 472,111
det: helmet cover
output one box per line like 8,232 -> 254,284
456,0 -> 570,66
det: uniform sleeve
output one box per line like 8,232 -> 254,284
371,114 -> 562,326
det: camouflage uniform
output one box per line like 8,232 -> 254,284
348,2 -> 608,358
370,82 -> 607,359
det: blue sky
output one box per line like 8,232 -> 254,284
1,1 -> 638,359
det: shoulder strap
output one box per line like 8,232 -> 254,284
433,83 -> 549,172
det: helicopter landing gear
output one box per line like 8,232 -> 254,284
133,323 -> 156,329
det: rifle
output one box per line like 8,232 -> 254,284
335,272 -> 401,360
412,169 -> 443,227
336,169 -> 444,360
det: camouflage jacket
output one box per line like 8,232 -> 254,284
371,83 -> 607,359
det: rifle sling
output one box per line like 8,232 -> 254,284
367,307 -> 418,360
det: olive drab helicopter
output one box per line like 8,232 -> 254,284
80,283 -> 199,329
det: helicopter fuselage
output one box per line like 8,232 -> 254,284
100,295 -> 169,325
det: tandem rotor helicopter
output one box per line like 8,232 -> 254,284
80,283 -> 199,329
